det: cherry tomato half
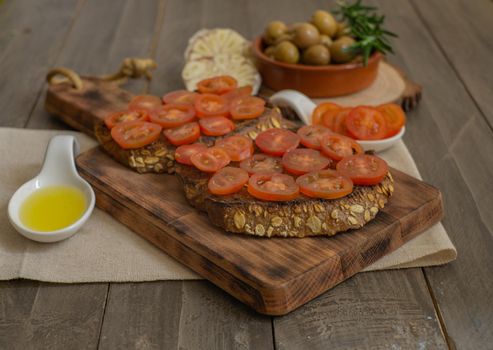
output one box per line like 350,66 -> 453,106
377,103 -> 406,137
230,96 -> 265,120
296,170 -> 353,199
199,116 -> 235,136
215,135 -> 253,162
312,102 -> 341,125
297,124 -> 332,149
255,128 -> 300,156
248,173 -> 299,201
190,146 -> 231,173
281,148 -> 332,176
208,166 -> 249,195
128,95 -> 162,112
104,110 -> 149,129
345,106 -> 387,140
163,122 -> 200,146
197,75 -> 238,95
150,104 -> 195,128
320,133 -> 363,161
162,90 -> 198,106
322,108 -> 351,135
111,121 -> 162,149
174,143 -> 207,165
239,154 -> 283,175
336,154 -> 389,186
194,94 -> 230,118
222,86 -> 253,103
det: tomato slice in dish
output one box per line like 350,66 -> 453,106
150,104 -> 195,128
248,173 -> 299,201
321,108 -> 350,134
345,106 -> 387,140
163,122 -> 200,146
199,116 -> 235,136
190,146 -> 231,172
111,121 -> 162,149
128,95 -> 162,112
195,94 -> 230,118
336,154 -> 389,185
377,103 -> 406,137
104,110 -> 149,129
255,129 -> 300,156
312,102 -> 341,125
297,124 -> 332,149
230,96 -> 265,120
197,75 -> 238,95
222,86 -> 253,103
162,90 -> 198,106
239,154 -> 283,174
320,133 -> 363,161
296,170 -> 353,199
215,135 -> 253,162
174,143 -> 207,165
281,148 -> 332,175
208,167 -> 249,195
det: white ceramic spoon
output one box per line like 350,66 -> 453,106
8,135 -> 95,243
269,89 -> 405,153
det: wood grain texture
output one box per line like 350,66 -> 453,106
372,0 -> 493,348
76,147 -> 443,315
0,0 -> 80,127
99,281 -> 273,350
0,280 -> 108,350
274,269 -> 447,350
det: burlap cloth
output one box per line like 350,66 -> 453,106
0,128 -> 456,282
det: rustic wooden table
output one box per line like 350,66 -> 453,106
1,0 -> 492,349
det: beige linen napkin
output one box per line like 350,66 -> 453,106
0,128 -> 456,283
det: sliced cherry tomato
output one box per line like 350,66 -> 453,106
174,143 -> 207,165
296,170 -> 353,199
230,96 -> 265,120
111,121 -> 162,149
239,154 -> 283,175
312,102 -> 341,125
248,173 -> 299,201
377,103 -> 406,137
322,108 -> 351,135
163,122 -> 200,146
297,124 -> 332,149
128,95 -> 162,112
197,75 -> 238,95
255,129 -> 300,156
194,94 -> 230,118
104,110 -> 149,129
336,154 -> 389,186
222,86 -> 253,103
150,104 -> 195,128
208,167 -> 249,195
282,148 -> 332,175
345,106 -> 387,140
215,135 -> 253,162
162,90 -> 198,106
320,133 -> 363,161
199,116 -> 235,136
190,146 -> 231,173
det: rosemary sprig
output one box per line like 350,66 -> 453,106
334,0 -> 398,65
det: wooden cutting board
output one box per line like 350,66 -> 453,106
76,148 -> 443,315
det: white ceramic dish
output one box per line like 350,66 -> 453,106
269,89 -> 405,153
8,135 -> 95,243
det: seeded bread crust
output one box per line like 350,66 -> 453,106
176,165 -> 394,238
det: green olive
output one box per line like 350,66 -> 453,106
302,44 -> 330,65
330,36 -> 356,63
335,22 -> 351,38
263,21 -> 288,45
274,41 -> 300,64
292,23 -> 320,49
273,33 -> 294,45
311,10 -> 337,37
320,34 -> 333,48
264,45 -> 276,58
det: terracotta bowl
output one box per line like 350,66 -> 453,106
252,37 -> 382,98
